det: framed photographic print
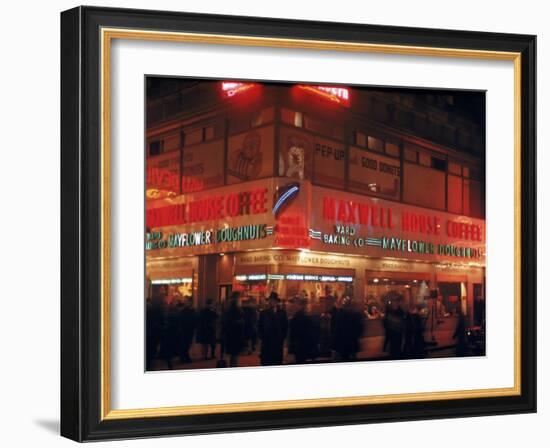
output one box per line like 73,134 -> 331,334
60,6 -> 536,442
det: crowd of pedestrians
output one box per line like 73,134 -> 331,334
146,288 -> 470,370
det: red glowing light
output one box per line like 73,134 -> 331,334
221,82 -> 255,97
298,85 -> 351,106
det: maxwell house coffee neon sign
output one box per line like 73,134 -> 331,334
299,85 -> 351,106
323,196 -> 483,242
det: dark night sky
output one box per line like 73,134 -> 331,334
147,76 -> 484,122
146,77 -> 485,155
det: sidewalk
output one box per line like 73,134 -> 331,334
149,336 -> 459,371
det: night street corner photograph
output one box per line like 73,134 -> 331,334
144,78 -> 486,371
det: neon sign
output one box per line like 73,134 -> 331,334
381,237 -> 482,259
221,82 -> 255,97
272,182 -> 300,217
146,188 -> 268,228
274,214 -> 309,249
299,85 -> 351,106
145,224 -> 271,250
146,166 -> 204,196
284,274 -> 354,282
151,278 -> 193,285
233,274 -> 354,283
323,196 -> 395,228
235,274 -> 267,281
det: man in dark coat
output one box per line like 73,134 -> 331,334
453,311 -> 468,356
160,300 -> 179,369
146,292 -> 165,370
221,292 -> 246,367
258,292 -> 288,366
242,299 -> 259,354
177,296 -> 196,363
196,298 -> 218,360
289,298 -> 320,364
325,295 -> 339,354
384,299 -> 405,359
404,305 -> 426,358
333,297 -> 363,361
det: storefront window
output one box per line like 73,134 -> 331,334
232,275 -> 268,304
149,278 -> 194,305
233,272 -> 354,315
364,277 -> 430,319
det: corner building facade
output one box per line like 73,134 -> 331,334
145,80 -> 486,346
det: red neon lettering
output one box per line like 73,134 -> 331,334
388,208 -> 395,229
347,201 -> 358,223
226,194 -> 239,217
446,220 -> 482,241
371,205 -> 379,226
358,204 -> 369,225
298,85 -> 351,106
221,82 -> 254,97
337,200 -> 348,222
323,197 -> 336,221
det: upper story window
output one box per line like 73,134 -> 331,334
230,108 -> 275,135
431,156 -> 447,171
185,128 -> 203,146
251,107 -> 275,128
385,142 -> 400,157
184,123 -> 218,146
404,148 -> 417,162
448,161 -> 462,176
149,140 -> 164,156
355,131 -> 367,147
303,115 -> 343,140
281,108 -> 303,128
419,152 -> 431,166
367,136 -> 384,153
354,132 -> 400,159
204,125 -> 215,141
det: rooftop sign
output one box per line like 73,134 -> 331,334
298,85 -> 351,106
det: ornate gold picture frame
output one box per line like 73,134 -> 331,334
61,6 -> 536,441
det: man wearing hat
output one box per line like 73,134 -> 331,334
258,292 -> 288,366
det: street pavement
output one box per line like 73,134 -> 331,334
149,341 -> 458,371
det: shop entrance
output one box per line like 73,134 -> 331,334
218,284 -> 232,304
437,281 -> 467,317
